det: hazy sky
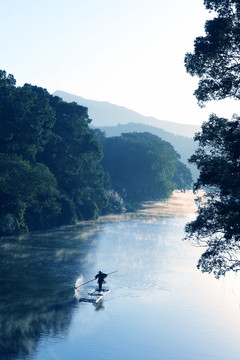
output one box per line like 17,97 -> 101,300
1,0 -> 239,125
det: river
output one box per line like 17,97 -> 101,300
1,191 -> 240,360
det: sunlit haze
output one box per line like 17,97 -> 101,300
1,0 -> 239,125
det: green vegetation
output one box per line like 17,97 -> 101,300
184,0 -> 240,277
100,132 -> 192,210
99,123 -> 199,182
0,70 -> 107,235
185,0 -> 240,106
0,70 -> 193,236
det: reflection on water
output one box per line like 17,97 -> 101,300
0,223 -> 103,358
1,192 -> 240,360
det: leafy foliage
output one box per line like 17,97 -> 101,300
101,132 -> 192,206
0,153 -> 61,233
185,115 -> 240,277
0,70 -> 193,235
185,0 -> 240,105
103,190 -> 127,214
37,91 -> 108,221
0,71 -> 107,234
0,79 -> 55,162
184,0 -> 240,277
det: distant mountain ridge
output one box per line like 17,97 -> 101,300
54,90 -> 200,138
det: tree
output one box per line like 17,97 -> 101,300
0,71 -> 109,234
184,0 -> 240,106
184,0 -> 240,277
173,161 -> 193,191
0,81 -> 55,162
101,132 -> 192,207
0,70 -> 16,86
37,92 -> 108,221
185,115 -> 240,277
0,153 -> 61,234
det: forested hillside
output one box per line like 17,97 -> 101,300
0,70 -> 107,235
99,132 -> 192,210
98,122 -> 198,181
0,70 -> 193,236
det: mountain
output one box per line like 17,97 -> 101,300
53,91 -> 200,138
53,90 -> 199,180
98,122 -> 199,181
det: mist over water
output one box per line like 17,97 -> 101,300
1,192 -> 240,360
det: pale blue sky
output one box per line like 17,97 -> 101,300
1,0 -> 239,125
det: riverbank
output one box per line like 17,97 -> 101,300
0,191 -> 199,237
96,190 -> 199,224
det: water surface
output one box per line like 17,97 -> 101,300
1,192 -> 240,360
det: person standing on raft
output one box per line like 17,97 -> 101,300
95,271 -> 107,292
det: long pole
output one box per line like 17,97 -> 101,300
75,278 -> 95,289
74,270 -> 118,289
106,270 -> 118,276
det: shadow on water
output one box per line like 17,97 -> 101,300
0,222 -> 103,359
93,300 -> 105,311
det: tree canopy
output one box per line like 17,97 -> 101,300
101,132 -> 192,207
0,71 -> 107,235
184,0 -> 240,106
184,0 -> 240,277
0,70 -> 194,235
185,115 -> 240,277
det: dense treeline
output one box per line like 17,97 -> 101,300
0,70 -> 192,236
0,70 -> 107,235
98,123 -> 199,182
100,132 -> 192,210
